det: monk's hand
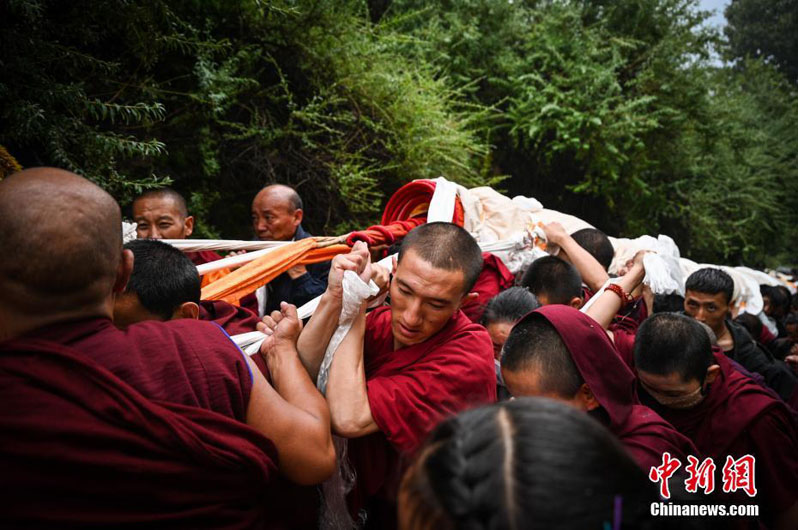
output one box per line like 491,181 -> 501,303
541,222 -> 568,245
369,263 -> 390,299
258,302 -> 303,355
326,241 -> 370,300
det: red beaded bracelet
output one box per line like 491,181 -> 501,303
606,283 -> 634,307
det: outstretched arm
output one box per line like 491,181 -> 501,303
245,302 -> 335,485
295,242 -> 371,380
543,222 -> 610,293
585,252 -> 646,330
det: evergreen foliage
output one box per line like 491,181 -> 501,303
1,0 -> 795,264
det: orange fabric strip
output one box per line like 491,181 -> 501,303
200,241 -> 350,304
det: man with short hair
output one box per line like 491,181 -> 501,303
113,239 -> 261,335
520,255 -> 584,308
0,168 -> 335,525
132,188 -> 223,267
246,184 -> 329,316
684,268 -> 797,403
571,227 -> 615,272
297,222 -> 496,526
634,313 -> 798,529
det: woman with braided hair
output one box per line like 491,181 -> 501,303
399,397 -> 681,530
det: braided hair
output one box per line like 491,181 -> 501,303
399,398 -> 661,530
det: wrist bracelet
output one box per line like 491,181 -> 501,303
606,283 -> 634,307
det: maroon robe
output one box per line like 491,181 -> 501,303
347,306 -> 496,526
200,299 -> 261,335
16,317 -> 254,422
641,352 -> 798,522
529,306 -> 697,471
187,249 -> 225,266
0,337 -> 277,528
461,252 -> 515,323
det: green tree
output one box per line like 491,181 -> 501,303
0,0 -> 490,237
725,0 -> 798,83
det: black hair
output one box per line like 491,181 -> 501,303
398,222 -> 483,294
481,287 -> 539,327
652,293 -> 685,314
132,188 -> 188,217
634,313 -> 714,383
400,398 -> 657,530
684,268 -> 734,305
520,255 -> 582,305
734,313 -> 763,339
123,239 -> 200,319
773,285 -> 792,313
501,314 -> 583,398
570,228 -> 614,272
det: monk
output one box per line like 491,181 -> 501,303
684,268 -> 798,404
296,222 -> 497,527
245,184 -> 329,316
634,313 -> 798,529
0,168 -> 335,525
132,187 -> 223,267
500,305 -> 698,472
520,255 -> 584,308
114,238 -> 261,335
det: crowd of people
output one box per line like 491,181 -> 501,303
1,167 -> 796,529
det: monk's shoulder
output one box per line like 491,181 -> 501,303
125,318 -> 243,359
435,312 -> 493,360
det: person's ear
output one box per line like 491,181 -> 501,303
173,301 -> 199,320
184,215 -> 195,237
705,364 -> 721,385
392,256 -> 398,275
293,208 -> 303,226
569,296 -> 584,309
113,249 -> 134,294
576,383 -> 600,411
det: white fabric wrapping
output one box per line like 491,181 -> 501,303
426,176 -> 460,223
195,245 -> 287,276
642,253 -> 684,296
163,239 -> 289,252
122,222 -> 138,244
316,271 -> 379,394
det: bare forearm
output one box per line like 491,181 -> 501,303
296,291 -> 342,380
586,265 -> 645,329
265,345 -> 330,422
245,357 -> 335,485
326,306 -> 377,438
559,237 -> 610,292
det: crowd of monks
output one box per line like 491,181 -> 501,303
1,167 -> 796,530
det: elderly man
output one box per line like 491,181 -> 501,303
245,184 -> 329,316
0,168 -> 335,526
297,222 -> 497,527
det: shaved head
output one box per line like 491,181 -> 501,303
251,184 -> 304,241
0,168 -> 124,318
255,184 -> 302,212
501,315 -> 583,398
133,188 -> 188,217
